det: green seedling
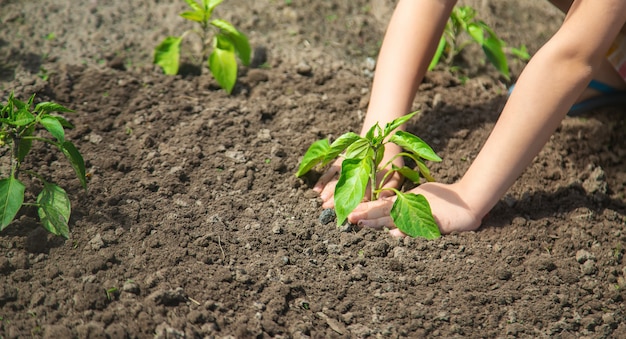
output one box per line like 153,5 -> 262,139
154,0 -> 251,94
0,92 -> 86,238
429,5 -> 530,80
296,111 -> 442,239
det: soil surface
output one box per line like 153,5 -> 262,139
2,0 -> 626,338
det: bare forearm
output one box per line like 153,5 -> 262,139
361,0 -> 456,136
458,0 -> 626,219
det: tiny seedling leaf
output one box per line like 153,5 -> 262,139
205,0 -> 224,12
296,139 -> 331,177
335,158 -> 371,226
37,182 -> 71,238
180,10 -> 205,23
154,36 -> 183,75
0,177 -> 25,231
391,192 -> 440,239
383,111 -> 418,137
389,131 -> 441,162
184,0 -> 203,12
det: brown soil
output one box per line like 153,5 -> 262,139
1,0 -> 626,338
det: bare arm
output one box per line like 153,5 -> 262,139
315,0 -> 457,207
458,0 -> 626,220
350,0 -> 626,235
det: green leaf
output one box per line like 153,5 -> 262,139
204,0 -> 223,12
416,159 -> 436,182
344,138 -> 372,160
389,131 -> 441,162
40,115 -> 65,142
335,158 -> 371,226
11,108 -> 35,126
323,132 -> 361,164
391,192 -> 440,239
180,10 -> 205,23
394,165 -> 421,184
184,0 -> 203,12
364,123 -> 378,141
154,36 -> 183,75
482,35 -> 509,79
17,125 -> 35,162
466,23 -> 484,45
383,111 -> 418,137
37,182 -> 71,238
295,139 -> 331,177
35,102 -> 73,114
428,36 -> 447,71
61,141 -> 87,189
211,19 -> 251,65
511,44 -> 530,61
52,115 -> 75,129
0,177 -> 25,231
209,35 -> 238,94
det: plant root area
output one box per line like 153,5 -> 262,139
1,0 -> 626,337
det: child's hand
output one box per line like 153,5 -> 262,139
313,158 -> 405,209
347,182 -> 482,236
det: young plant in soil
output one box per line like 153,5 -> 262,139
154,0 -> 251,94
429,5 -> 530,80
0,92 -> 86,238
296,111 -> 442,239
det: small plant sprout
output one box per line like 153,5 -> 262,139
296,111 -> 442,239
0,92 -> 86,238
429,5 -> 530,80
154,0 -> 251,94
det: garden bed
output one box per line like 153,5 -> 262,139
1,0 -> 625,337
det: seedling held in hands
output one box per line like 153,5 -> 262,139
296,111 -> 442,239
154,0 -> 251,94
0,92 -> 86,238
429,6 -> 530,80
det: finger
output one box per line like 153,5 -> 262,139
357,216 -> 395,230
313,164 -> 341,193
348,199 -> 394,223
321,194 -> 335,209
319,179 -> 337,203
389,228 -> 407,238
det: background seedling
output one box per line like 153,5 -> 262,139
154,0 -> 251,94
0,92 -> 86,238
296,111 -> 442,239
429,5 -> 530,80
